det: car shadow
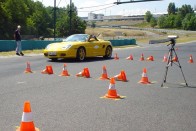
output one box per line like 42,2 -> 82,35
47,57 -> 114,63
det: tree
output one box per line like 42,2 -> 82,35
182,13 -> 196,30
29,2 -> 52,37
173,14 -> 182,28
5,0 -> 29,31
0,2 -> 12,39
0,0 -> 87,39
56,3 -> 86,37
178,4 -> 194,18
150,17 -> 157,28
168,2 -> 176,15
157,15 -> 166,28
91,21 -> 96,28
145,11 -> 153,22
165,14 -> 175,28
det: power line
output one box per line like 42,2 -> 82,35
78,4 -> 116,13
114,0 -> 162,5
57,0 -> 62,7
78,3 -> 114,9
64,0 -> 67,5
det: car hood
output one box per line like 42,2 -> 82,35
47,41 -> 84,50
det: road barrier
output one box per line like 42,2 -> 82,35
0,39 -> 136,52
0,40 -> 61,52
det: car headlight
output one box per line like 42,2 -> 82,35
45,44 -> 51,50
62,44 -> 72,50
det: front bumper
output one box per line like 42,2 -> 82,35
43,49 -> 77,59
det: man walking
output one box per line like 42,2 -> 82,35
14,25 -> 24,56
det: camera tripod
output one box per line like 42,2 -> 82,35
161,39 -> 188,87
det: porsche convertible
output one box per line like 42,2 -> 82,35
43,34 -> 113,61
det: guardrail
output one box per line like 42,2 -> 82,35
0,39 -> 136,52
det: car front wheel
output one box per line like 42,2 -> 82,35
76,47 -> 86,61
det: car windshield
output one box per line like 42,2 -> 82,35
64,34 -> 89,42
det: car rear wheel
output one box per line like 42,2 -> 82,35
104,46 -> 112,59
77,47 -> 86,61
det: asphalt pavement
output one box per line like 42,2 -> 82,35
0,42 -> 196,131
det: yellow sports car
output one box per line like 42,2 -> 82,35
43,34 -> 113,61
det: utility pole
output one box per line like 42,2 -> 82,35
69,0 -> 72,35
54,0 -> 56,40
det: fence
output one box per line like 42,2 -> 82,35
0,39 -> 136,52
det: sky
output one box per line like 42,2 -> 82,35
35,0 -> 195,17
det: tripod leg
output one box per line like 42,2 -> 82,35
161,50 -> 172,87
173,50 -> 188,86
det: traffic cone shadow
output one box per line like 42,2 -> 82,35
59,64 -> 70,76
100,78 -> 125,100
99,66 -> 110,80
41,65 -> 53,74
16,101 -> 40,131
188,55 -> 194,63
138,68 -> 151,84
24,62 -> 33,73
113,70 -> 128,82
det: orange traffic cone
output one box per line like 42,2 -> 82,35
76,68 -> 90,78
76,69 -> 85,77
114,53 -> 119,60
147,56 -> 154,61
83,68 -> 90,78
114,70 -> 128,82
24,62 -> 33,73
139,68 -> 151,84
162,54 -> 168,62
188,55 -> 194,63
99,66 -> 110,80
172,56 -> 178,62
104,78 -> 121,99
16,101 -> 39,131
41,65 -> 53,74
126,54 -> 133,60
140,53 -> 144,61
60,64 -> 70,76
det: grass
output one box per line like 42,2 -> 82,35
133,22 -> 151,28
0,50 -> 43,56
136,34 -> 196,44
85,27 -> 146,37
95,20 -> 143,26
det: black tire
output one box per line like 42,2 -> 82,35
104,46 -> 112,59
76,47 -> 86,61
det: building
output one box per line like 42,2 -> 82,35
87,12 -> 165,22
88,13 -> 104,21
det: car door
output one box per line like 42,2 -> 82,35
87,39 -> 103,56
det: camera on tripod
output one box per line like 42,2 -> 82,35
168,35 -> 178,39
149,35 -> 188,87
149,35 -> 179,45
